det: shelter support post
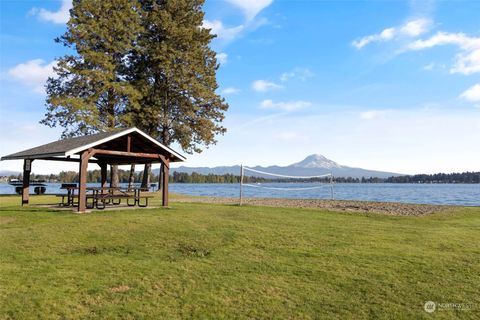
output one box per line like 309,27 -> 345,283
78,149 -> 95,213
100,162 -> 108,189
157,163 -> 163,191
162,158 -> 170,207
21,159 -> 32,205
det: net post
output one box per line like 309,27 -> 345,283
330,172 -> 334,200
239,165 -> 244,206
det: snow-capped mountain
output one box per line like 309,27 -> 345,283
290,154 -> 342,169
164,154 -> 404,179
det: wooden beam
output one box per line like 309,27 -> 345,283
127,135 -> 131,152
92,148 -> 165,160
78,149 -> 95,213
94,160 -> 159,165
162,157 -> 170,207
21,159 -> 32,206
37,157 -> 99,163
158,154 -> 169,168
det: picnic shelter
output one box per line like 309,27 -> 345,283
1,128 -> 186,212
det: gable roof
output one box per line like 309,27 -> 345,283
1,128 -> 186,162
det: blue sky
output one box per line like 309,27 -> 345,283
0,0 -> 479,174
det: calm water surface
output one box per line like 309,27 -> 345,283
0,182 -> 478,206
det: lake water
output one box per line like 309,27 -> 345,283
0,182 -> 478,206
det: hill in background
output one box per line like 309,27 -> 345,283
164,154 -> 404,179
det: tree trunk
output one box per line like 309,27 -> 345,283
110,164 -> 119,188
141,163 -> 151,190
128,164 -> 135,190
157,163 -> 163,191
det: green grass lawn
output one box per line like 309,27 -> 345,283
0,195 -> 479,319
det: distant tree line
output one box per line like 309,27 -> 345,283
172,171 -> 480,184
171,172 -> 268,183
6,171 -> 479,184
384,172 -> 480,184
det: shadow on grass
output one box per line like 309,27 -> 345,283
0,206 -> 71,215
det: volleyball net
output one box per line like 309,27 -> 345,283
239,166 -> 335,205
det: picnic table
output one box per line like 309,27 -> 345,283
57,184 -> 78,206
57,185 -> 152,210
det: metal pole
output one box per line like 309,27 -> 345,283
239,165 -> 244,206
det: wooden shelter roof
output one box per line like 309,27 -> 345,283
1,128 -> 186,164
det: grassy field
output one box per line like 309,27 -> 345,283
0,195 -> 479,319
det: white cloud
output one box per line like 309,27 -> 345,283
280,68 -> 314,82
217,52 -> 228,64
400,19 -> 431,37
30,0 -> 72,24
8,59 -> 56,94
226,0 -> 273,21
408,32 -> 475,50
203,0 -> 273,44
279,72 -> 291,82
453,49 -> 480,75
423,62 -> 435,70
221,87 -> 241,95
460,84 -> 480,102
352,28 -> 395,49
260,99 -> 311,112
354,22 -> 480,104
360,110 -> 386,120
407,32 -> 480,75
353,18 -> 431,49
252,80 -> 283,92
203,20 -> 244,42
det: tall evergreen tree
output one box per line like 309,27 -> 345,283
128,0 -> 229,187
41,0 -> 142,186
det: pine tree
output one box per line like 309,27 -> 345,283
41,0 -> 142,186
128,0 -> 229,187
42,0 -> 228,189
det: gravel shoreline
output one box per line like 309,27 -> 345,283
174,196 -> 451,216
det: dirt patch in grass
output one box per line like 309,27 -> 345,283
174,196 -> 450,216
0,217 -> 16,225
177,243 -> 211,258
109,285 -> 131,293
